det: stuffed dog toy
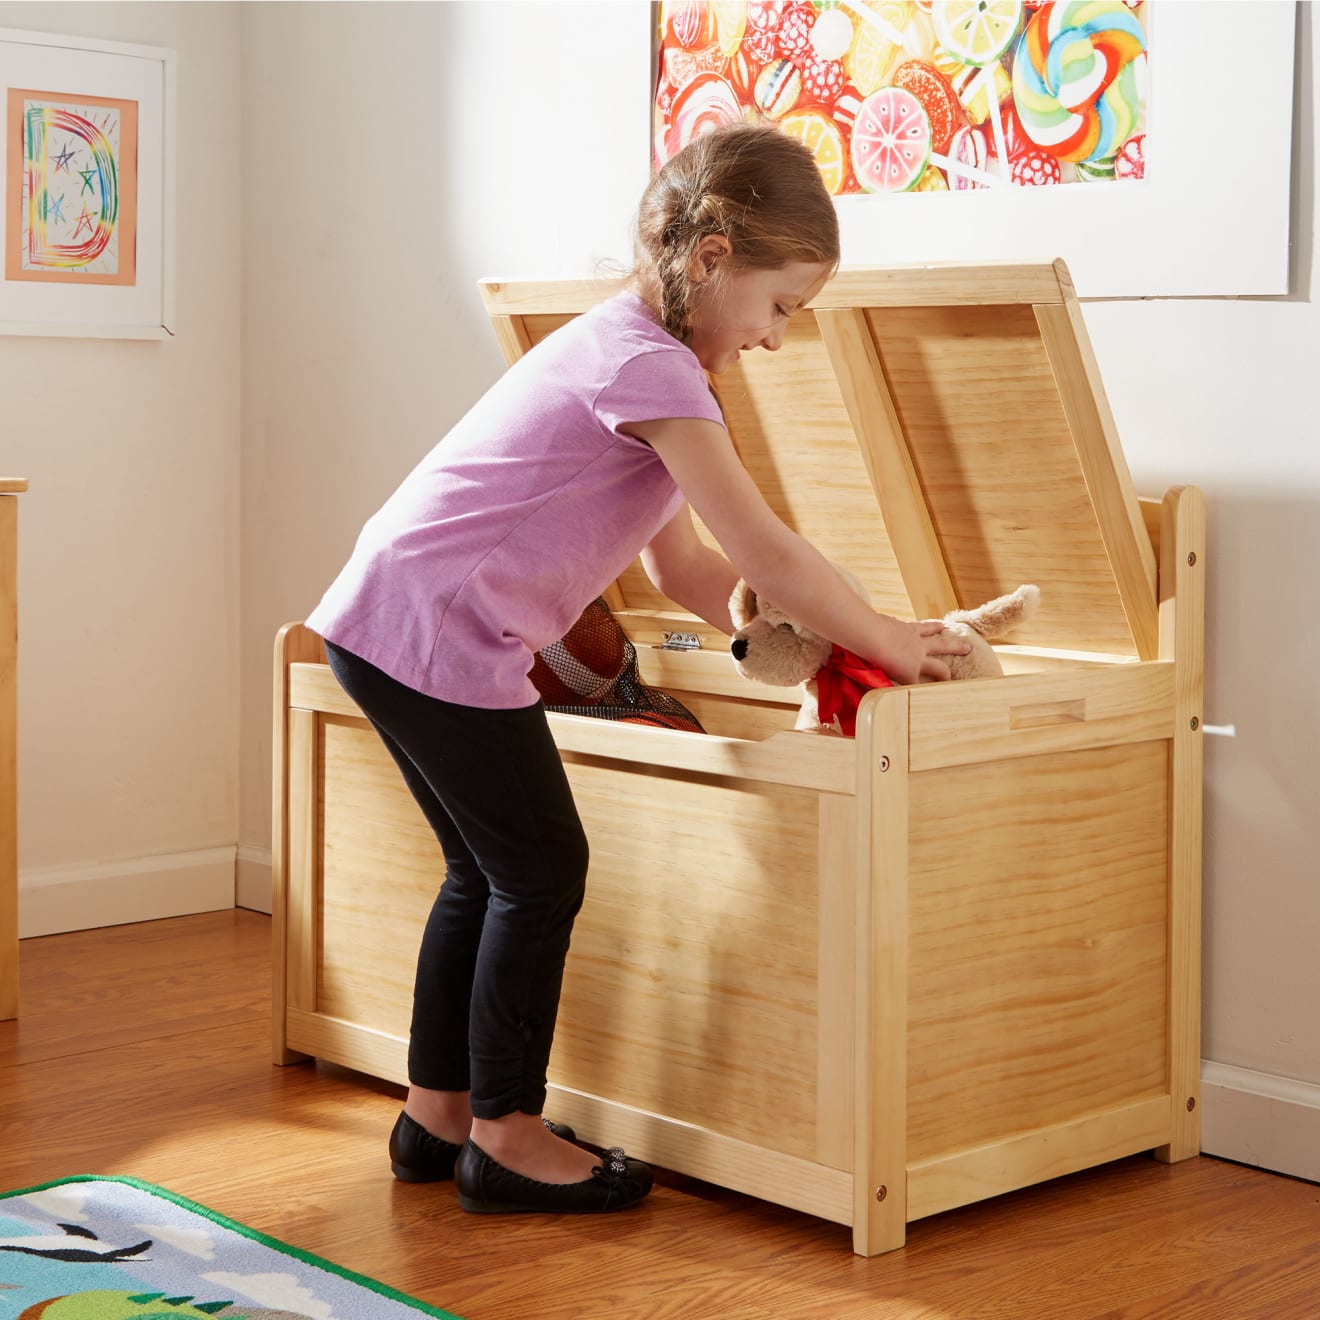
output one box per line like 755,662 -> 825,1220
729,569 -> 1040,735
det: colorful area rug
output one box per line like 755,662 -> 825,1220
0,1176 -> 461,1319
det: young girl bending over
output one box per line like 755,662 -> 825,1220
307,123 -> 968,1217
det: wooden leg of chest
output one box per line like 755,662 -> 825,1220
853,691 -> 909,1255
0,494 -> 18,1023
273,623 -> 324,1065
1155,485 -> 1205,1163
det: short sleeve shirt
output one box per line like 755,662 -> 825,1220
305,291 -> 726,707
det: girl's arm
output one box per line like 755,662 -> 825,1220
641,504 -> 740,633
623,416 -> 968,684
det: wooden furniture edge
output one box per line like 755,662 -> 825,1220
907,1094 -> 1172,1221
1034,290 -> 1159,660
287,1006 -> 407,1085
477,262 -> 1073,316
0,484 -> 24,1022
1154,485 -> 1205,1162
272,622 -> 323,1065
287,661 -> 856,795
853,687 -> 910,1255
906,663 -> 1176,771
544,1084 -> 854,1227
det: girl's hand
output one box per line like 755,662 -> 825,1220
896,619 -> 970,684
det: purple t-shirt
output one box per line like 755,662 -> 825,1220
306,291 -> 726,708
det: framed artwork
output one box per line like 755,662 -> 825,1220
655,1 -> 1152,192
0,27 -> 175,338
652,2 -> 1297,297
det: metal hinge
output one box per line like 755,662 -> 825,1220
657,632 -> 702,651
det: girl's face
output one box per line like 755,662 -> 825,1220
688,258 -> 833,375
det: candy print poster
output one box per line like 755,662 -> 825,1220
5,87 -> 138,285
652,0 -> 1149,195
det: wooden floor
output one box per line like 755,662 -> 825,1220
2,910 -> 1317,1319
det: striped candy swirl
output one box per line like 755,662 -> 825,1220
1011,1 -> 1146,164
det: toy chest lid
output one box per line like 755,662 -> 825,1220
480,260 -> 1158,662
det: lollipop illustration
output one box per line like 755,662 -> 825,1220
1010,0 -> 1146,165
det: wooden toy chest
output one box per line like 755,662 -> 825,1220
273,262 -> 1203,1255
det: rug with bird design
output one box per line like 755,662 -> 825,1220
0,1177 -> 460,1320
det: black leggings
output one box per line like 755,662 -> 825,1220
324,641 -> 588,1119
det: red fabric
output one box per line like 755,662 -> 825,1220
814,645 -> 895,737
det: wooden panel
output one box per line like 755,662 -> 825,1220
0,492 -> 20,1022
1140,495 -> 1162,561
908,1096 -> 1171,1221
551,759 -> 826,1160
289,661 -> 359,717
1035,300 -> 1158,658
285,708 -> 319,1015
714,314 -> 910,617
817,793 -> 856,1172
905,741 -> 1170,1167
816,307 -> 957,618
634,639 -> 773,701
488,313 -> 531,367
317,719 -> 441,1036
656,690 -> 800,743
868,302 -> 1138,656
907,664 -> 1175,770
1156,485 -> 1206,1162
615,608 -> 730,653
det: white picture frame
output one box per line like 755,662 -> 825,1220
0,26 -> 176,339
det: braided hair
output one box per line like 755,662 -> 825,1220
632,124 -> 840,345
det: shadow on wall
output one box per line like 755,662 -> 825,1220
1286,1 -> 1314,302
1200,486 -> 1320,1077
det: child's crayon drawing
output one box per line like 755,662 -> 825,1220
5,88 -> 139,286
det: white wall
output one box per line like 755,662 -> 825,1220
237,0 -> 652,891
5,1 -> 241,932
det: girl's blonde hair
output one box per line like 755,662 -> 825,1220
632,123 -> 841,344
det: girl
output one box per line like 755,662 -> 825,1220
307,123 -> 967,1217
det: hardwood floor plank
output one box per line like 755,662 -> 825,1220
2,911 -> 1317,1320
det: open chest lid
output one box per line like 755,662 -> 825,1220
480,260 -> 1157,662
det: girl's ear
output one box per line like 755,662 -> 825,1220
687,233 -> 733,283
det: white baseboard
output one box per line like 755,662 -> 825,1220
236,845 -> 273,914
18,846 -> 237,938
1201,1061 -> 1320,1183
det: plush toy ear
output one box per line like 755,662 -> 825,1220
729,578 -> 758,630
945,584 -> 1040,640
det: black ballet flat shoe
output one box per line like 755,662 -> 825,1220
389,1112 -> 579,1183
455,1139 -> 653,1215
389,1111 -> 462,1183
